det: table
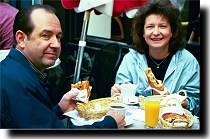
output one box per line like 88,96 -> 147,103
64,104 -> 200,130
125,118 -> 200,129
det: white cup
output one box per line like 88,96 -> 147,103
108,103 -> 127,114
120,84 -> 137,104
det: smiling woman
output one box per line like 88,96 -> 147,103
143,14 -> 172,57
111,0 -> 200,116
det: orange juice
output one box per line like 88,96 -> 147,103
145,99 -> 160,127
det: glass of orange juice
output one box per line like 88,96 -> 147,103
144,96 -> 161,128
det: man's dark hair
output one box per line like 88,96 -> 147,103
13,5 -> 56,47
131,0 -> 185,54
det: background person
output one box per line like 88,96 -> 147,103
0,5 -> 125,128
0,1 -> 19,61
111,0 -> 200,116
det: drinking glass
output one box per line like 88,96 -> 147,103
144,96 -> 161,128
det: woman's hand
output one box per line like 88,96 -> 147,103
58,90 -> 79,113
111,84 -> 121,97
106,111 -> 126,128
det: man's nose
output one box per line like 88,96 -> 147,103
50,36 -> 60,48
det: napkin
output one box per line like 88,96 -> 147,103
160,103 -> 184,116
127,107 -> 145,122
145,86 -> 168,95
160,93 -> 187,106
64,109 -> 135,126
68,88 -> 89,103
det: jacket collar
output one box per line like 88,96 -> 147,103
8,48 -> 46,80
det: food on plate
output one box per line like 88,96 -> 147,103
76,97 -> 121,120
160,109 -> 194,129
71,80 -> 91,98
162,113 -> 188,123
145,68 -> 164,91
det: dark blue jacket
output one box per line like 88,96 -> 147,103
0,48 -> 117,129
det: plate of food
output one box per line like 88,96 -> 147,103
159,98 -> 194,129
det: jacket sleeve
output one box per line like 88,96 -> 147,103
183,58 -> 200,116
170,50 -> 200,116
52,104 -> 68,120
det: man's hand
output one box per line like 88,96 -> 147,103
58,90 -> 79,113
106,111 -> 126,128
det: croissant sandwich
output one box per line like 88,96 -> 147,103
71,80 -> 91,98
145,68 -> 164,91
160,111 -> 194,128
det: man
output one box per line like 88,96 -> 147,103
0,5 -> 125,128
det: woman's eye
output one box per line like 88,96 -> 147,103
160,25 -> 167,28
146,26 -> 153,29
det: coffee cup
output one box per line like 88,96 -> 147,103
120,84 -> 137,104
108,103 -> 127,114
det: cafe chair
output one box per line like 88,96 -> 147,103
91,43 -> 122,98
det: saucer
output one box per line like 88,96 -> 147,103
124,101 -> 139,105
123,96 -> 138,105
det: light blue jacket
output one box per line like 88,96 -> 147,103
115,48 -> 200,115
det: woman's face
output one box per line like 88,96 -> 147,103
143,14 -> 172,50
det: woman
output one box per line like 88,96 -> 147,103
111,0 -> 200,116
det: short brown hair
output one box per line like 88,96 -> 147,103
13,5 -> 56,47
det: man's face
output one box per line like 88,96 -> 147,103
23,9 -> 62,71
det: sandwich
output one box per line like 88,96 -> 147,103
70,80 -> 91,103
145,67 -> 164,91
160,109 -> 194,128
71,80 -> 91,98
